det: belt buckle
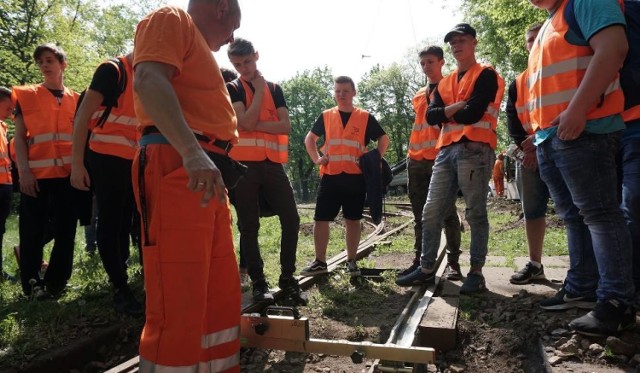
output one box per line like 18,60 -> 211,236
210,139 -> 231,154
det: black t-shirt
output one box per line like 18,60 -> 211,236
15,88 -> 64,115
427,68 -> 499,125
89,62 -> 122,107
226,79 -> 287,109
310,110 -> 386,146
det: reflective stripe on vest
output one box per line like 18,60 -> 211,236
228,79 -> 288,163
319,107 -> 368,175
27,132 -> 73,145
526,0 -> 624,130
139,355 -> 240,373
408,86 -> 440,160
89,56 -> 139,160
435,63 -> 504,149
89,133 -> 138,148
11,84 -> 77,179
28,155 -> 72,169
515,71 -> 534,135
91,110 -> 138,126
235,138 -> 287,152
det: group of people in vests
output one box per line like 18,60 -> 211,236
393,0 -> 639,341
0,44 -> 144,316
0,0 -> 638,370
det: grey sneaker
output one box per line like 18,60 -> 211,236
460,272 -> 487,295
252,279 -> 275,303
395,266 -> 435,287
444,262 -> 463,281
510,262 -> 545,284
300,259 -> 328,276
539,286 -> 596,311
569,300 -> 636,337
346,259 -> 360,277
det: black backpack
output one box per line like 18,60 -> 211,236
76,57 -> 128,127
564,0 -> 640,113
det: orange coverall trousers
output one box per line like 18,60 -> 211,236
133,143 -> 240,372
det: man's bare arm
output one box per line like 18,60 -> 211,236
134,61 -> 225,205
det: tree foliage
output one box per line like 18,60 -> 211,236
358,63 -> 416,166
462,0 -> 546,83
0,0 -> 160,92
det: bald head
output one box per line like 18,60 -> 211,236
188,0 -> 241,52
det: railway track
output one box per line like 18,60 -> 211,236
107,207 -> 447,373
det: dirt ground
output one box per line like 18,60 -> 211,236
52,199 -> 639,373
238,199 -> 640,373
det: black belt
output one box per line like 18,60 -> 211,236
142,126 -> 233,154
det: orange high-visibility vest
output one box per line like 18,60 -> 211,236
11,84 -> 78,179
527,0 -> 624,130
408,86 -> 440,161
228,79 -> 288,163
319,107 -> 368,176
515,71 -> 534,135
0,121 -> 11,185
436,63 -> 505,149
623,105 -> 640,123
89,57 -> 139,160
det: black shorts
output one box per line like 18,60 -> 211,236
314,173 -> 366,221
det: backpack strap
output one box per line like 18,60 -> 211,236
95,57 -> 127,128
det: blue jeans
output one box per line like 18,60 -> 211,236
618,136 -> 640,291
407,158 -> 461,262
537,132 -> 633,303
420,142 -> 494,269
515,162 -> 550,220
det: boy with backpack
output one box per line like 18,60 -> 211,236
71,53 -> 143,316
527,0 -> 634,336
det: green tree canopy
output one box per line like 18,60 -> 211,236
0,0 -> 160,92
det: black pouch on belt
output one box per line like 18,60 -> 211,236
205,151 -> 248,189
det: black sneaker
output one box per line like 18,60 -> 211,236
252,279 -> 275,303
539,286 -> 596,311
510,262 -> 546,284
278,277 -> 308,306
569,299 -> 636,337
395,266 -> 435,287
299,259 -> 328,276
444,262 -> 463,281
114,287 -> 145,317
346,259 -> 360,277
85,244 -> 97,256
31,286 -> 52,301
398,260 -> 420,277
45,282 -> 67,298
460,272 -> 487,294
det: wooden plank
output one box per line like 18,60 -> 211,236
417,296 -> 459,351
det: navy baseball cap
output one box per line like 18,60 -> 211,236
444,23 -> 477,43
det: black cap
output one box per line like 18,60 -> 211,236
444,23 -> 477,43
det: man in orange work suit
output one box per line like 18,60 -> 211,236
132,0 -> 242,371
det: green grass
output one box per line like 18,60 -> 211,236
0,195 -> 569,368
459,199 -> 568,269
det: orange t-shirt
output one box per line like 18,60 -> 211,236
133,6 -> 238,143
